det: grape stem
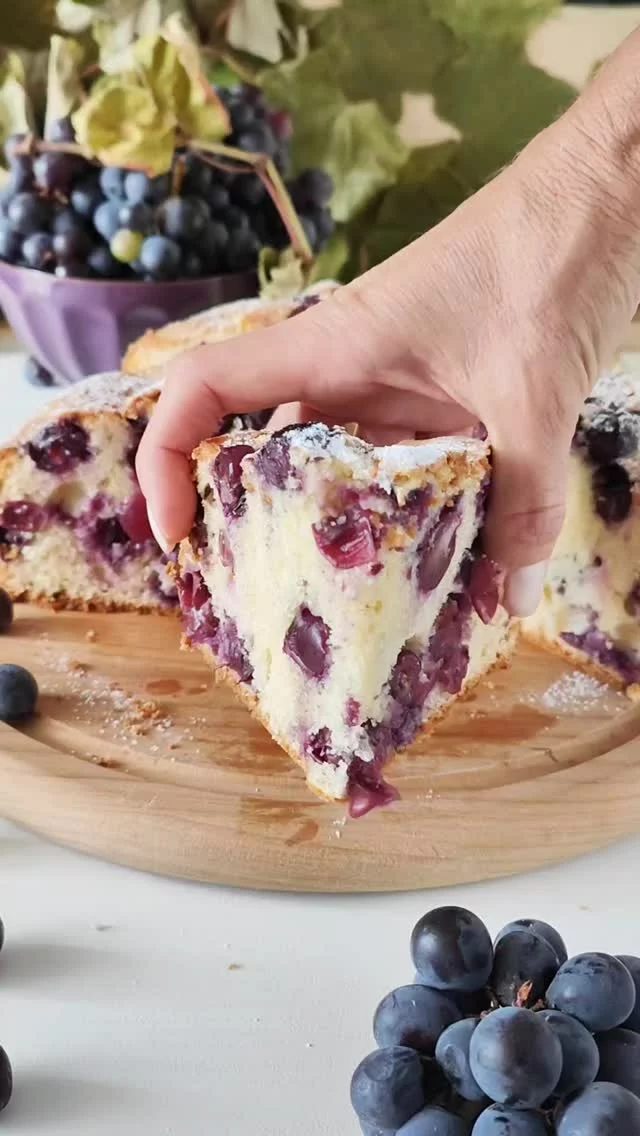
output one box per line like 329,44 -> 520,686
187,137 -> 314,265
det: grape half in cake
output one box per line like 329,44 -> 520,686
523,372 -> 640,693
0,372 -> 172,612
177,424 -> 516,812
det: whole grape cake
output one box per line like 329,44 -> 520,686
0,84 -> 334,283
351,905 -> 640,1134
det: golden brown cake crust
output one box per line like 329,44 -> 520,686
122,282 -> 340,376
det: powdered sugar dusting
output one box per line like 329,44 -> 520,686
535,671 -> 611,713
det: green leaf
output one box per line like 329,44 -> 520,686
259,244 -> 307,300
309,230 -> 349,284
322,101 -> 409,223
227,0 -> 286,65
431,44 -> 576,156
44,34 -> 85,132
0,53 -> 33,146
430,0 -> 560,44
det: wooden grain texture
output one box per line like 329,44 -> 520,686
1,605 -> 639,892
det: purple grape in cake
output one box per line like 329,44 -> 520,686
523,371 -> 640,693
177,423 -> 516,810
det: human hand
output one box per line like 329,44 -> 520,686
137,63 -> 640,617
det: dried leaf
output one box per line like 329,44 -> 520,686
44,35 -> 86,133
0,53 -> 33,143
259,244 -> 306,299
227,0 -> 286,65
73,31 -> 227,172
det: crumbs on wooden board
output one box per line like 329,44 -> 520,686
527,671 -> 613,713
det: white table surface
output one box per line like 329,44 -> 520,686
2,338 -> 640,1136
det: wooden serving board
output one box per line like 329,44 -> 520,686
1,605 -> 640,892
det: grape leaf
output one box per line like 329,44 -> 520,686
309,231 -> 349,285
44,35 -> 86,133
0,3 -> 60,50
430,0 -> 560,44
259,244 -> 306,299
227,0 -> 286,65
321,101 -> 409,224
73,30 -> 228,172
0,53 -> 33,145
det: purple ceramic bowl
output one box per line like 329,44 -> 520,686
0,260 -> 257,384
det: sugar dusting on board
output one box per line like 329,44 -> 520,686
535,671 -> 613,713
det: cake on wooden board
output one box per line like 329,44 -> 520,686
523,371 -> 640,695
176,423 -> 516,810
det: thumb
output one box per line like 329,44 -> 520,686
136,300 -> 355,550
483,426 -> 571,618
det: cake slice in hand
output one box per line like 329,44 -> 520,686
523,371 -> 640,694
0,372 -> 173,612
177,424 -> 516,813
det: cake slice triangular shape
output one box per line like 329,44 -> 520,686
177,424 -> 516,813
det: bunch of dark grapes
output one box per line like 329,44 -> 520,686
351,906 -> 640,1134
0,85 -> 334,283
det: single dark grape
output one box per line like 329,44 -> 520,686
411,908 -> 494,995
291,167 -> 334,208
0,588 -> 13,633
219,204 -> 249,233
208,183 -> 231,213
0,1047 -> 12,1112
201,220 -> 229,271
33,151 -> 85,195
117,201 -> 153,233
87,244 -> 121,279
435,1018 -> 485,1102
471,1106 -> 548,1134
351,1047 -> 426,1130
374,985 -> 461,1056
618,956 -> 640,1032
235,121 -> 278,157
53,224 -> 92,265
538,1009 -> 600,1098
359,1125 -> 394,1136
547,953 -> 636,1032
123,170 -> 170,204
139,234 -> 181,280
93,199 -> 121,242
8,153 -> 34,193
46,115 -> 75,143
22,231 -> 53,271
54,261 -> 90,279
225,228 -> 260,272
0,218 -> 21,262
229,99 -> 256,132
158,195 -> 209,243
183,154 -> 214,197
70,178 -> 103,219
23,356 -> 54,387
557,1082 -> 640,1135
231,174 -> 265,209
397,1105 -> 470,1135
52,206 -> 85,236
8,192 -> 51,237
0,663 -> 38,722
494,920 -> 568,966
596,1028 -> 640,1098
490,929 -> 560,1007
314,205 -> 336,244
469,1007 -> 562,1109
99,166 -> 126,200
181,250 -> 203,277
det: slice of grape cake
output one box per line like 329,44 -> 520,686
524,371 -> 640,693
177,424 -> 516,812
0,372 -> 174,612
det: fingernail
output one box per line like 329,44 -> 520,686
147,506 -> 174,556
504,562 -> 548,617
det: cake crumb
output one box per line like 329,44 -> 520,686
228,963 -> 244,972
85,629 -> 98,642
68,659 -> 89,674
